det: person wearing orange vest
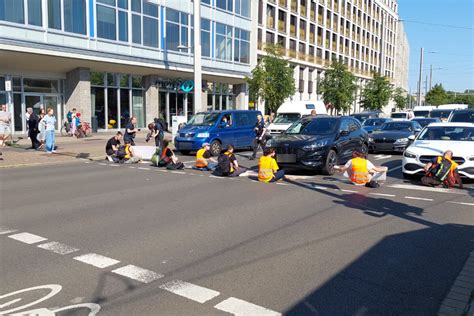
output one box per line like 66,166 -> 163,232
122,139 -> 142,164
422,150 -> 463,188
258,148 -> 285,183
335,150 -> 387,186
195,142 -> 217,170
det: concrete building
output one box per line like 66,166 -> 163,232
393,20 -> 409,92
0,0 -> 254,133
257,0 -> 409,113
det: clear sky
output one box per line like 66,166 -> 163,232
397,0 -> 473,93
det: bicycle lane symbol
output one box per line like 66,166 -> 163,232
0,284 -> 100,315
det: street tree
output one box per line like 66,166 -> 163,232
319,60 -> 357,114
392,87 -> 407,110
245,46 -> 295,113
360,72 -> 393,111
425,83 -> 448,106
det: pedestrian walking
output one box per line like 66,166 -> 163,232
258,147 -> 285,183
26,107 -> 40,149
44,108 -> 57,153
334,150 -> 387,187
250,114 -> 267,160
124,116 -> 139,146
0,104 -> 12,147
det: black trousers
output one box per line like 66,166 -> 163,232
154,132 -> 164,149
252,138 -> 266,159
29,130 -> 40,149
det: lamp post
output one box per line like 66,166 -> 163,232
417,47 -> 424,106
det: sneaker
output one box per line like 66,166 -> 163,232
52,150 -> 57,153
107,156 -> 114,162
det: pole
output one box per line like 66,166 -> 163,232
429,64 -> 433,91
425,75 -> 428,97
193,0 -> 202,114
417,47 -> 424,106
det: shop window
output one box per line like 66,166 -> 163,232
132,90 -> 145,128
48,0 -> 61,29
13,94 -> 22,132
28,0 -> 42,26
91,87 -> 106,129
23,79 -> 59,94
13,77 -> 21,91
91,72 -> 105,86
107,73 -> 117,87
107,88 -> 118,128
120,74 -> 130,88
0,77 -> 5,91
0,0 -> 25,24
132,76 -> 142,89
120,89 -> 130,127
64,0 -> 86,34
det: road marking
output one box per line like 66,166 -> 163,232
108,164 -> 119,167
98,163 -> 106,166
159,280 -> 220,303
340,189 -> 358,193
0,298 -> 22,308
129,166 -> 136,169
447,201 -> 474,207
374,154 -> 392,160
389,183 -> 464,194
369,193 -> 396,197
171,171 -> 186,174
276,182 -> 290,186
311,185 -> 329,190
8,232 -> 47,244
138,167 -> 150,170
73,253 -> 120,268
111,265 -> 163,283
214,297 -> 281,316
0,226 -> 17,235
84,161 -> 91,164
209,175 -> 225,179
37,241 -> 80,255
182,161 -> 195,164
405,196 -> 434,201
388,165 -> 403,172
155,169 -> 168,172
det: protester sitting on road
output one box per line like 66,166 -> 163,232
421,150 -> 463,189
194,142 -> 217,170
120,139 -> 142,164
213,145 -> 247,177
105,131 -> 123,162
258,147 -> 285,183
157,140 -> 184,169
334,150 -> 387,187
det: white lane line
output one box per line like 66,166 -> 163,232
0,226 -> 17,235
109,164 -> 119,167
155,169 -> 168,172
276,182 -> 290,186
389,183 -> 464,194
37,241 -> 79,255
129,166 -> 136,169
340,189 -> 358,193
447,201 -> 474,207
159,280 -> 220,303
388,165 -> 403,172
182,161 -> 196,164
369,193 -> 396,197
112,265 -> 164,283
8,232 -> 47,244
214,297 -> 281,316
374,154 -> 384,158
209,175 -> 225,179
375,155 -> 392,160
171,171 -> 186,174
138,167 -> 150,170
405,196 -> 434,201
312,185 -> 329,190
84,161 -> 91,164
98,163 -> 107,166
73,253 -> 120,268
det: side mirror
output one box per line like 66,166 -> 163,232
408,135 -> 416,141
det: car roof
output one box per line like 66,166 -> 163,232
451,109 -> 474,113
425,122 -> 474,127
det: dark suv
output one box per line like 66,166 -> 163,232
266,116 -> 369,175
448,109 -> 474,123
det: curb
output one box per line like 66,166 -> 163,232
438,251 -> 474,316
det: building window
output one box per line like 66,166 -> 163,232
166,9 -> 189,52
216,0 -> 233,12
97,0 -> 129,42
47,0 -> 61,29
27,0 -> 42,26
234,28 -> 250,64
0,0 -> 25,24
201,18 -> 211,57
235,0 -> 250,18
143,2 -> 158,48
64,0 -> 86,34
118,11 -> 128,41
216,22 -> 232,60
97,5 -> 115,40
132,14 -> 141,44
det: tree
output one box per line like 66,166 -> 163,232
245,46 -> 295,113
319,60 -> 357,114
425,83 -> 448,106
392,87 -> 407,110
360,72 -> 393,111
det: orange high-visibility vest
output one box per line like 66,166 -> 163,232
258,156 -> 278,182
195,148 -> 208,168
350,157 -> 369,184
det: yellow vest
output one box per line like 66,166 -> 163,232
224,151 -> 234,173
124,144 -> 131,159
258,156 -> 278,182
350,157 -> 369,184
196,148 -> 208,167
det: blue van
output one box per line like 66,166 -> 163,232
174,110 -> 262,155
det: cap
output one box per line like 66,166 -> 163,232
202,142 -> 210,147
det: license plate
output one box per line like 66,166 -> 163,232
179,142 -> 192,150
277,154 -> 296,163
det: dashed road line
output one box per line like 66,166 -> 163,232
112,265 -> 164,284
129,166 -> 136,169
108,164 -> 119,167
340,189 -> 358,193
311,185 -> 329,190
447,201 -> 474,207
98,163 -> 107,166
369,193 -> 396,197
171,171 -> 186,175
0,226 -> 17,235
389,183 -> 464,194
37,241 -> 80,255
387,165 -> 403,172
138,167 -> 151,170
374,154 -> 392,160
209,175 -> 225,179
214,297 -> 281,316
159,280 -> 221,303
405,196 -> 434,201
73,253 -> 120,268
8,232 -> 48,244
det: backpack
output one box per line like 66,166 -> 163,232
166,162 -> 184,170
151,148 -> 163,167
433,157 -> 452,181
154,118 -> 165,131
215,153 -> 231,176
116,145 -> 126,160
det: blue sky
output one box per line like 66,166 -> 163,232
397,0 -> 473,93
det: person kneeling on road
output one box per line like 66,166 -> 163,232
421,150 -> 463,189
213,145 -> 247,177
194,142 -> 217,171
258,148 -> 285,183
116,139 -> 142,164
105,131 -> 123,162
335,150 -> 387,187
155,140 -> 184,170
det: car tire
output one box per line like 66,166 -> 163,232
179,150 -> 191,155
322,149 -> 338,175
210,140 -> 222,156
403,172 -> 417,180
361,143 -> 369,155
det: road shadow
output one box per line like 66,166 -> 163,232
284,223 -> 474,315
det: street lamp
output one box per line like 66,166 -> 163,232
417,49 -> 437,106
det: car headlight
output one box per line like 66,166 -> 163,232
394,137 -> 409,144
404,150 -> 417,158
368,137 -> 374,143
196,132 -> 210,138
303,139 -> 329,151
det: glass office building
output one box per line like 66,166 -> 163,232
0,0 -> 255,133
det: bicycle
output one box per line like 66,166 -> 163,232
75,122 -> 92,138
60,120 -> 73,137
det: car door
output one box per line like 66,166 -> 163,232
215,112 -> 236,147
348,118 -> 365,151
336,118 -> 352,162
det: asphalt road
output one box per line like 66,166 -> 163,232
1,152 -> 473,315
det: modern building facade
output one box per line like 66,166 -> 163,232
257,0 -> 409,113
0,0 -> 254,133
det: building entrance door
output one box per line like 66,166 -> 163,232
24,94 -> 61,131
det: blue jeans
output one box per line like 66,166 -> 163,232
269,169 -> 285,182
206,161 -> 218,171
45,130 -> 55,152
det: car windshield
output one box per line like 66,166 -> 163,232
418,126 -> 474,141
414,110 -> 430,117
187,113 -> 221,126
273,113 -> 301,124
352,114 -> 373,122
363,119 -> 385,126
381,122 -> 413,131
430,110 -> 452,119
286,118 -> 338,135
391,113 -> 407,119
413,119 -> 437,127
450,112 -> 474,123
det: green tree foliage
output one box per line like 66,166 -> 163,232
245,46 -> 295,113
392,87 -> 407,110
319,60 -> 357,114
360,72 -> 393,111
425,83 -> 448,106
446,91 -> 474,108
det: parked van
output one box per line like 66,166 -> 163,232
413,106 -> 435,118
174,110 -> 262,156
267,100 -> 327,134
390,111 -> 414,121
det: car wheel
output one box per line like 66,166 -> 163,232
323,149 -> 338,175
179,150 -> 191,155
361,143 -> 369,155
210,140 -> 222,156
403,172 -> 417,180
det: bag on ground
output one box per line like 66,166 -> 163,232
433,158 -> 452,181
215,153 -> 231,176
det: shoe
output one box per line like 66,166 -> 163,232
107,156 -> 113,162
52,150 -> 57,153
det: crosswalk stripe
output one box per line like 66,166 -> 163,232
0,226 -> 17,235
73,253 -> 120,268
447,201 -> 474,207
112,265 -> 163,283
214,297 -> 281,316
388,184 -> 465,194
8,232 -> 47,244
37,241 -> 79,255
159,280 -> 220,303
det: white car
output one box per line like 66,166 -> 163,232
402,122 -> 474,179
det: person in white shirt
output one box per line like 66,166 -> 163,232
0,104 -> 12,147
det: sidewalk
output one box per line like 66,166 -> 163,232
0,131 -> 172,168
